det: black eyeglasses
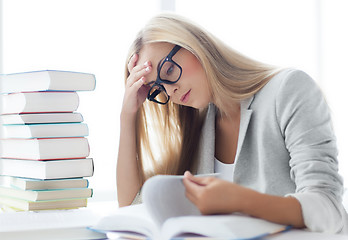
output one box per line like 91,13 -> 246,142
147,45 -> 182,105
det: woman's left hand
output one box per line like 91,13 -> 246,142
182,171 -> 255,215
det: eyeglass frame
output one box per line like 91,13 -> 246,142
147,45 -> 182,105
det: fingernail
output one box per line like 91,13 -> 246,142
144,61 -> 149,67
145,66 -> 150,72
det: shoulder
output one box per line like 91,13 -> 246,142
262,68 -> 318,94
272,69 -> 325,107
268,69 -> 332,135
250,68 -> 330,130
274,68 -> 319,95
256,68 -> 323,106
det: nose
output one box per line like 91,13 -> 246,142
163,83 -> 178,97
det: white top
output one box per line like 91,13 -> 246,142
214,157 -> 234,182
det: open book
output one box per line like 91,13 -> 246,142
90,175 -> 290,240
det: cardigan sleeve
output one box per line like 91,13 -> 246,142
275,69 -> 348,234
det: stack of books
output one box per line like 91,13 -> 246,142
0,70 -> 96,211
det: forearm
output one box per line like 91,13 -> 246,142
184,174 -> 305,228
241,190 -> 305,228
116,112 -> 141,207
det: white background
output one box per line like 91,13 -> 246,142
0,0 -> 347,204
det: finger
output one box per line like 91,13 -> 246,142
183,177 -> 204,197
184,172 -> 212,186
126,65 -> 152,87
127,54 -> 139,72
184,187 -> 198,205
183,178 -> 199,203
130,61 -> 150,75
129,77 -> 145,93
184,171 -> 193,178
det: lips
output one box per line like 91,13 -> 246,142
180,89 -> 191,103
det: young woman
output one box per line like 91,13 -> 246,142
117,13 -> 348,234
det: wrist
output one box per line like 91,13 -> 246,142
239,190 -> 305,227
120,110 -> 137,123
238,187 -> 262,215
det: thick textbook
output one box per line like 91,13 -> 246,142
0,158 -> 94,179
1,70 -> 96,93
0,196 -> 87,211
1,91 -> 79,114
0,112 -> 83,124
0,186 -> 92,201
2,123 -> 89,138
0,176 -> 89,190
90,175 -> 289,240
0,137 -> 89,160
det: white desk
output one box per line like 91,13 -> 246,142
267,229 -> 347,240
0,201 -> 115,240
0,201 -> 347,240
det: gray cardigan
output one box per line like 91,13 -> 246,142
132,69 -> 348,233
196,69 -> 348,234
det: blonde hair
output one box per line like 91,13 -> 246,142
125,13 -> 280,183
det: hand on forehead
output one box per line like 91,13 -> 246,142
136,42 -> 175,84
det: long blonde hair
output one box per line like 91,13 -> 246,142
125,13 -> 279,183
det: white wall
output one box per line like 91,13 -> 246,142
1,0 -> 163,201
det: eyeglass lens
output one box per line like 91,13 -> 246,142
159,61 -> 181,83
147,45 -> 182,104
148,84 -> 169,104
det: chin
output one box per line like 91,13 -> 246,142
192,102 -> 210,110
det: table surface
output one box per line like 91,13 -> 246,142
266,229 -> 347,240
1,201 -> 347,240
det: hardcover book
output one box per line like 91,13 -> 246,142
0,186 -> 93,201
0,112 -> 84,124
0,176 -> 89,190
2,123 -> 89,139
0,196 -> 87,211
0,158 -> 94,179
0,137 -> 89,160
1,70 -> 96,93
1,91 -> 79,114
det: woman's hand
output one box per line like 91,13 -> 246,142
183,171 -> 253,215
183,171 -> 305,228
122,54 -> 152,116
117,54 -> 153,206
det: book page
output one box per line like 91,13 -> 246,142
161,214 -> 289,240
89,204 -> 158,239
142,175 -> 201,226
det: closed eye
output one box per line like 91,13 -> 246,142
166,64 -> 174,76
